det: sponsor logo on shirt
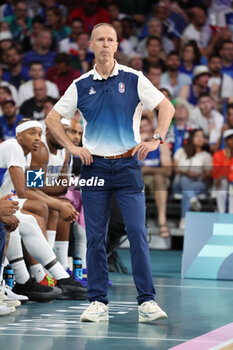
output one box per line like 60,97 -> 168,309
118,82 -> 125,93
89,87 -> 96,95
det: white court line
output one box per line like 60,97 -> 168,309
113,283 -> 233,291
209,338 -> 233,349
0,332 -> 222,344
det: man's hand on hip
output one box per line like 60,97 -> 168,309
67,145 -> 93,165
132,139 -> 160,161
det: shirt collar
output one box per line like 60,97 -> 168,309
93,60 -> 119,80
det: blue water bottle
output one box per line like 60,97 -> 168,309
3,265 -> 14,289
73,256 -> 83,280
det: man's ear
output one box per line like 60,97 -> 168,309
89,40 -> 93,52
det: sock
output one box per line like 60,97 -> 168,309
47,262 -> 69,280
11,260 -> 30,284
73,222 -> 87,268
54,241 -> 69,270
29,264 -> 46,283
0,264 -> 4,283
46,230 -> 56,249
6,227 -> 30,284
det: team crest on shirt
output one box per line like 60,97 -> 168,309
118,82 -> 125,93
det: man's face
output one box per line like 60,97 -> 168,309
226,135 -> 233,150
43,101 -> 54,117
220,43 -> 233,62
192,8 -> 206,27
196,74 -> 209,88
71,21 -> 83,36
5,49 -> 21,67
15,2 -> 28,19
227,108 -> 233,127
112,20 -> 123,40
77,33 -> 89,50
148,20 -> 162,36
66,120 -> 82,146
198,96 -> 212,115
147,39 -> 161,57
37,31 -> 52,49
46,128 -> 64,149
29,64 -> 44,79
208,57 -> 222,74
19,127 -> 42,152
89,25 -> 118,63
175,105 -> 188,123
140,119 -> 153,139
147,68 -> 161,87
2,102 -> 16,118
0,89 -> 11,103
34,81 -> 47,101
166,55 -> 180,71
56,62 -> 69,75
129,55 -> 143,71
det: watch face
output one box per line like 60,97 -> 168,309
153,134 -> 160,139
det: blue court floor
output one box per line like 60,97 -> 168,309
0,249 -> 233,350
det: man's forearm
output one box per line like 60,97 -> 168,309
46,109 -> 74,150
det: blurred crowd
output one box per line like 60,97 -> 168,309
1,0 -> 233,236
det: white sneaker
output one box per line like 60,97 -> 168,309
190,197 -> 201,211
80,301 -> 109,322
0,300 -> 15,315
0,291 -> 21,308
138,301 -> 167,323
1,282 -> 28,303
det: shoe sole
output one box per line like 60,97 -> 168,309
56,292 -> 88,300
80,315 -> 109,322
12,288 -> 62,302
139,311 -> 167,323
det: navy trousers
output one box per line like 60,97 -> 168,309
0,222 -> 6,275
81,155 -> 155,305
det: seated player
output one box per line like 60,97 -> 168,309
0,119 -> 87,300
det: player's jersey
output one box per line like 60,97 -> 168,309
53,61 -> 165,156
42,135 -> 66,180
0,139 -> 26,196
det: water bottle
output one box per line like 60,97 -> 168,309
73,256 -> 82,280
3,265 -> 14,289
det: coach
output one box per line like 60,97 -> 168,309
46,23 -> 175,323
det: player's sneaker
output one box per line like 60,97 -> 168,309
66,268 -> 87,288
39,274 -> 56,287
0,300 -> 15,315
80,301 -> 109,322
138,301 -> 167,323
56,275 -> 87,300
12,278 -> 62,302
0,281 -> 28,304
0,291 -> 21,308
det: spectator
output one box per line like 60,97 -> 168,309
19,78 -> 48,121
18,61 -> 59,106
0,64 -> 17,102
3,47 -> 30,89
137,18 -> 174,58
112,19 -> 134,56
128,53 -> 143,71
3,1 -> 32,43
208,54 -> 233,105
68,0 -> 110,33
140,115 -> 172,238
59,18 -> 84,54
219,40 -> 233,79
179,65 -> 210,106
179,41 -> 201,79
147,64 -> 163,89
0,86 -> 12,115
160,85 -> 173,100
46,7 -> 71,43
0,99 -> 23,141
0,0 -> 14,21
209,103 -> 233,153
46,53 -> 81,96
43,96 -> 58,117
122,18 -> 139,52
107,3 -> 128,21
0,31 -> 13,63
143,36 -> 165,73
166,98 -> 196,155
173,128 -> 212,229
212,129 -> 233,213
37,0 -> 68,21
23,28 -> 56,72
160,51 -> 191,97
21,15 -> 46,53
70,32 -> 95,73
190,93 -> 224,145
182,6 -> 211,53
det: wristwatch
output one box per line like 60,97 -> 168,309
152,133 -> 164,144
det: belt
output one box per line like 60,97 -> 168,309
94,148 -> 134,159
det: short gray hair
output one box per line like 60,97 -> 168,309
90,23 -> 117,40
